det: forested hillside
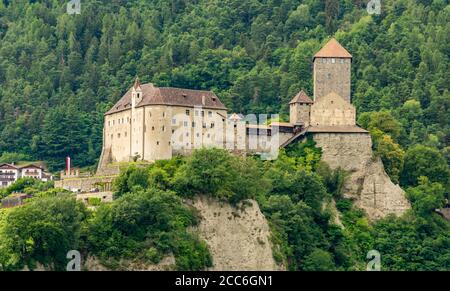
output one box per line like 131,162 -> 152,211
0,0 -> 448,173
1,147 -> 449,271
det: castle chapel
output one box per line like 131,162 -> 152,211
98,38 -> 368,167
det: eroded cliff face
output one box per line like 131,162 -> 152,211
191,196 -> 284,271
313,133 -> 410,220
81,197 -> 281,271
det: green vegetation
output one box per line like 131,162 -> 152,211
0,0 -> 447,173
0,0 -> 448,271
0,147 -> 449,271
0,177 -> 54,199
87,188 -> 212,270
0,195 -> 88,271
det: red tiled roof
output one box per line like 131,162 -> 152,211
289,90 -> 313,104
106,83 -> 227,115
314,38 -> 352,59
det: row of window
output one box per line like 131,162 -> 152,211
319,58 -> 350,64
108,110 -> 216,127
111,129 -> 216,140
178,121 -> 215,128
185,110 -> 213,117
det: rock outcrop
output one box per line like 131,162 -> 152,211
80,197 -> 281,271
192,196 -> 284,271
313,132 -> 410,220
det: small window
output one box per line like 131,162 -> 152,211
203,123 -> 207,128
192,122 -> 196,128
332,58 -> 335,63
196,133 -> 200,137
195,110 -> 199,116
172,129 -> 175,134
169,141 -> 171,145
111,134 -> 113,140
149,112 -> 152,117
186,132 -> 189,137
208,111 -> 212,117
201,111 -> 205,117
156,141 -> 160,145
211,122 -> 215,128
118,133 -> 121,138
108,121 -> 110,126
152,126 -> 155,131
207,134 -> 210,138
172,118 -> 176,125
184,121 -> 188,127
162,126 -> 165,132
162,112 -> 165,118
186,110 -> 190,116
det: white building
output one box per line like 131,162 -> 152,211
0,164 -> 53,188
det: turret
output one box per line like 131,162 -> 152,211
289,90 -> 313,127
131,76 -> 142,108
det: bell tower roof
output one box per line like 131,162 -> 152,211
133,76 -> 141,90
314,38 -> 352,60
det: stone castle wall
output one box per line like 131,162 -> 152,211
312,132 -> 410,220
55,176 -> 116,192
313,58 -> 351,103
310,92 -> 356,127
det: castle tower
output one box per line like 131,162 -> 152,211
289,90 -> 313,127
131,77 -> 143,160
313,38 -> 352,103
131,76 -> 142,106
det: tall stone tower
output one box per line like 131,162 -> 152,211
313,38 -> 352,103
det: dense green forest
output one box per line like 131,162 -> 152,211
0,147 -> 449,270
0,0 -> 449,271
0,0 -> 448,172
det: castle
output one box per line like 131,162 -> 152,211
96,38 -> 411,220
99,38 -> 367,167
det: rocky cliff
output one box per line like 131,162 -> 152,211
191,196 -> 284,271
313,132 -> 410,220
81,196 -> 282,271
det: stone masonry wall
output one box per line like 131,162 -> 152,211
54,176 -> 116,192
313,58 -> 351,103
312,132 -> 410,220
